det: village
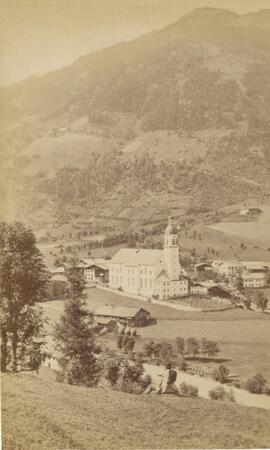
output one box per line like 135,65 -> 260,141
48,215 -> 270,327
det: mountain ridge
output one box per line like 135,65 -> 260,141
1,7 -> 270,231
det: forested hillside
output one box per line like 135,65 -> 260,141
1,7 -> 270,230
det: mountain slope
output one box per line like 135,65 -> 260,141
1,8 -> 270,229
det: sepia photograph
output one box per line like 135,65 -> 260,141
1,0 -> 270,449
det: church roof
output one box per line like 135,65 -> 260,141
156,269 -> 170,280
110,248 -> 164,266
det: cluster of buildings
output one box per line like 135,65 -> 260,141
210,260 -> 270,288
49,217 -> 269,302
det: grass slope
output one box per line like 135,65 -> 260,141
2,370 -> 270,450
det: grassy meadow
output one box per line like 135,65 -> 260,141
3,369 -> 270,450
43,287 -> 270,383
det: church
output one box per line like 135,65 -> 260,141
108,217 -> 189,299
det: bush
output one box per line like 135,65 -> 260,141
119,335 -> 136,353
177,356 -> 188,371
117,359 -> 145,394
159,341 -> 174,364
179,382 -> 198,398
144,341 -> 161,359
212,365 -> 229,383
245,373 -> 267,394
209,386 -> 235,402
262,386 -> 270,396
175,337 -> 185,355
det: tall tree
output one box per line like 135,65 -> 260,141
255,292 -> 268,312
0,222 -> 48,372
186,337 -> 199,358
54,266 -> 100,386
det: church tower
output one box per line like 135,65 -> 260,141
164,216 -> 181,280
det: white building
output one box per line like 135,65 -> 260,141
242,272 -> 268,288
79,258 -> 109,284
215,261 -> 244,277
109,217 -> 189,299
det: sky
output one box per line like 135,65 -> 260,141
1,0 -> 270,86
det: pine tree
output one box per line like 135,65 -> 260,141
54,266 -> 100,387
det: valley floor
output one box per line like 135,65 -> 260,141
2,369 -> 270,450
43,287 -> 270,382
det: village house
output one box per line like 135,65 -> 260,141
215,261 -> 244,277
190,282 -> 209,296
94,305 -> 151,327
194,262 -> 212,273
78,258 -> 109,284
241,261 -> 270,273
240,207 -> 262,216
108,217 -> 189,299
190,281 -> 231,298
242,272 -> 268,288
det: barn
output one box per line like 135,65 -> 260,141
94,305 -> 151,327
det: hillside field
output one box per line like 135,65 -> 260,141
2,369 -> 270,450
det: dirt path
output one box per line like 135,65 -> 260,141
144,363 -> 270,411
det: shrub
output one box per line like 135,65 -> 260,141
177,355 -> 188,371
144,341 -> 159,359
262,386 -> 270,396
212,365 -> 229,383
179,382 -> 198,398
245,373 -> 267,394
121,336 -> 135,353
209,386 -> 235,402
159,341 -> 174,364
117,359 -> 145,394
175,337 -> 185,355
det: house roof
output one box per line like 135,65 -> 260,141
195,263 -> 211,268
199,281 -> 218,288
242,261 -> 270,271
95,317 -> 116,325
80,259 -> 109,271
220,261 -> 243,268
191,282 -> 208,288
242,272 -> 267,280
110,248 -> 163,266
94,305 -> 150,319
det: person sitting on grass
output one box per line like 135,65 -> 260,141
144,363 -> 179,395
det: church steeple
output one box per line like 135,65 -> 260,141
164,216 -> 180,280
165,216 -> 178,248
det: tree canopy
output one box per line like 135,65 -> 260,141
0,222 -> 49,372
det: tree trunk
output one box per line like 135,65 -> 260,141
1,328 -> 8,372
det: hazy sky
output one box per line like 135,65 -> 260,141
1,0 -> 270,86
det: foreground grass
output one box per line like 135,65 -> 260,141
2,369 -> 270,449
